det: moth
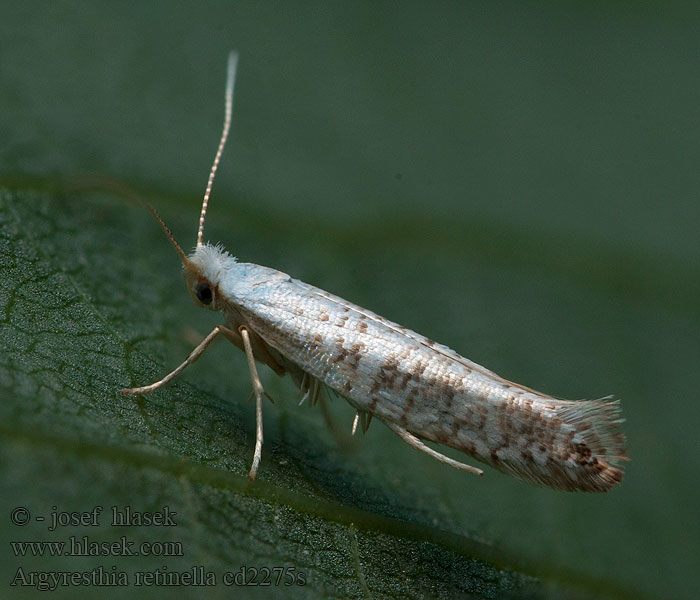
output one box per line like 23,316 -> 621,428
122,53 -> 627,492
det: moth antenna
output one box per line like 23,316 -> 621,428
146,203 -> 191,267
197,50 -> 239,248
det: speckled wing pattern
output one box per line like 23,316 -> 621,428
220,259 -> 627,493
125,55 -> 627,490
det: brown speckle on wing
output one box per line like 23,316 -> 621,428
234,275 -> 626,492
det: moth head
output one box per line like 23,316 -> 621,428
144,203 -> 222,311
183,267 -> 218,311
185,278 -> 217,310
183,243 -> 238,312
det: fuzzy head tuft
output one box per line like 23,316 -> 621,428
183,243 -> 238,311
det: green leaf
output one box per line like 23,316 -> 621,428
1,192 -> 538,599
2,3 -> 698,599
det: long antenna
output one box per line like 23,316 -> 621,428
197,51 -> 238,248
146,203 -> 191,267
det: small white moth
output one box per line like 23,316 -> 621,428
122,53 -> 627,492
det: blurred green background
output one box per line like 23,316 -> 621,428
1,2 -> 698,599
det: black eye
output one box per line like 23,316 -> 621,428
195,282 -> 213,305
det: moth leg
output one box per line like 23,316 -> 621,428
384,422 -> 484,476
351,412 -> 360,435
121,325 -> 234,394
361,412 -> 373,433
317,387 -> 341,436
298,372 -> 312,406
240,326 -> 264,482
351,411 -> 373,436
